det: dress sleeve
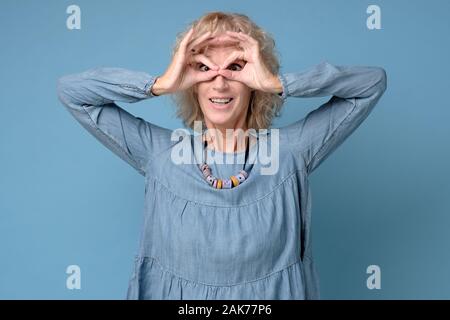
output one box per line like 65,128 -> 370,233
56,67 -> 171,176
277,61 -> 387,174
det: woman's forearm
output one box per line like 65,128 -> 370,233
277,61 -> 387,101
56,67 -> 164,176
277,61 -> 387,174
57,67 -> 159,108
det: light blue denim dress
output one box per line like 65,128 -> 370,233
57,61 -> 387,299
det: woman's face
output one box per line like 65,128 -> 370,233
194,43 -> 252,130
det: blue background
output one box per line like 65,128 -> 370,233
1,0 -> 449,299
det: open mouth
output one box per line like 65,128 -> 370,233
209,98 -> 234,106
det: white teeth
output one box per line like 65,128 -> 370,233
210,98 -> 233,104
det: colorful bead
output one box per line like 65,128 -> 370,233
230,175 -> 239,187
206,175 -> 215,185
212,179 -> 218,188
222,179 -> 232,189
239,170 -> 248,179
202,169 -> 211,178
236,173 -> 246,182
217,179 -> 222,189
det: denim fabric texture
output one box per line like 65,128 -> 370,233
57,61 -> 387,299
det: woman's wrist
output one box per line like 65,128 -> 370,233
265,75 -> 283,95
150,77 -> 168,96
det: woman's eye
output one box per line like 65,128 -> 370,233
198,63 -> 243,72
228,63 -> 243,71
198,64 -> 210,72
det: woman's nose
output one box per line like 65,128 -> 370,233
212,74 -> 229,90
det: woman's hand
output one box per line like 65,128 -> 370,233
215,31 -> 283,94
151,28 -> 221,95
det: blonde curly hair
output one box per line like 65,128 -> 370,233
169,11 -> 284,131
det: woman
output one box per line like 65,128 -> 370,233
57,12 -> 387,299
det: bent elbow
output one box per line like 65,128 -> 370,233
375,67 -> 387,95
57,76 -> 69,104
56,74 -> 77,106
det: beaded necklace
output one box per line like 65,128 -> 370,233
199,132 -> 252,189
